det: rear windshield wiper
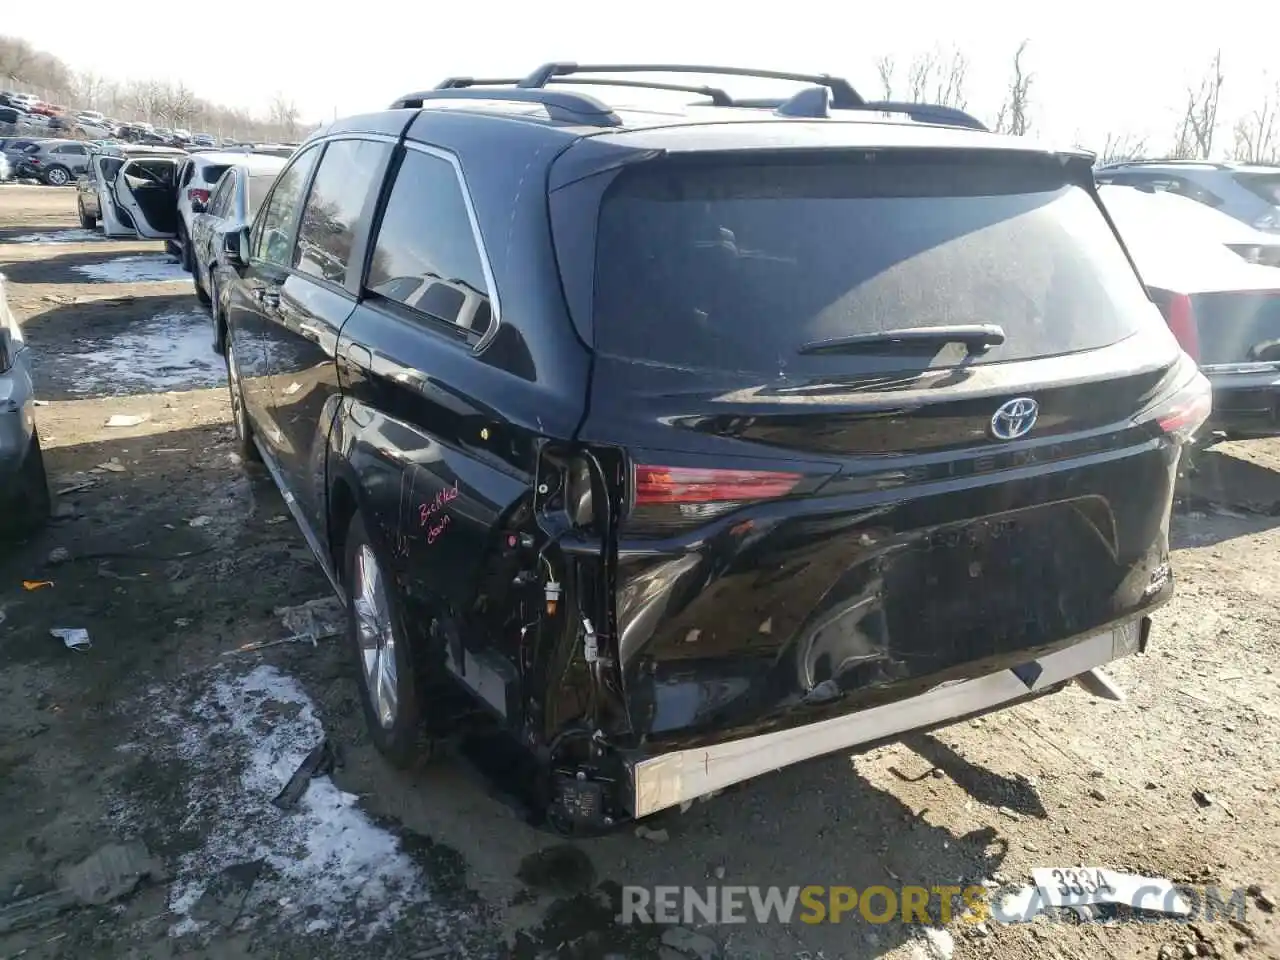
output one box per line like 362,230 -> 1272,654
797,324 -> 1006,357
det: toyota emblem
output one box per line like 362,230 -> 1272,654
990,397 -> 1039,441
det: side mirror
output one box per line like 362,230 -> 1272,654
223,226 -> 249,268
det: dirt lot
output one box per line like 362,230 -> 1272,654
1,182 -> 1279,960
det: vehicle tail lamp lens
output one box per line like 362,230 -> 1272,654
1136,370 -> 1213,444
628,464 -> 801,535
1155,292 -> 1200,362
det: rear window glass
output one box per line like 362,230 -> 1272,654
202,163 -> 230,184
1234,172 -> 1280,206
1191,292 -> 1280,366
593,158 -> 1160,374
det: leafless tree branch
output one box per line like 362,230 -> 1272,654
994,40 -> 1033,136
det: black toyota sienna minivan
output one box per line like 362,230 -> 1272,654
211,63 -> 1211,832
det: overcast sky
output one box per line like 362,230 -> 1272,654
6,1 -> 1279,152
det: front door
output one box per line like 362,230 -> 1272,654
225,144 -> 321,449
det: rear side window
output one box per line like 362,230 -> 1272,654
365,148 -> 493,336
252,145 -> 320,268
293,138 -> 389,285
209,173 -> 234,217
592,157 -> 1160,374
1234,171 -> 1280,206
202,163 -> 230,184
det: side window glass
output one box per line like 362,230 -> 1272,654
366,149 -> 493,336
180,163 -> 194,187
293,139 -> 390,286
251,146 -> 320,268
210,175 -> 233,217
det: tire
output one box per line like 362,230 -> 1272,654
43,165 -> 70,186
344,511 -> 423,768
178,225 -> 192,272
3,431 -> 51,538
224,337 -> 261,463
77,197 -> 96,229
194,263 -> 211,306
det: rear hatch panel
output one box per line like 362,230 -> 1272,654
551,144 -> 1186,748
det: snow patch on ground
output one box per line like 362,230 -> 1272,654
9,228 -> 104,243
152,665 -> 424,937
60,308 -> 225,395
72,254 -> 187,283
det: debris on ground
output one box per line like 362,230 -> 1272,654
189,859 -> 265,927
51,627 -> 91,651
188,515 -> 212,528
660,925 -> 719,960
104,414 -> 148,427
62,841 -> 165,905
54,479 -> 96,496
95,459 -> 127,473
23,579 -> 54,591
275,596 -> 345,644
271,738 -> 338,810
0,842 -> 163,935
635,825 -> 670,843
47,546 -> 71,565
221,635 -> 315,656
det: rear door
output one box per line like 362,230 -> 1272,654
115,158 -> 180,238
333,144 -> 522,696
556,148 -> 1190,742
261,136 -> 392,538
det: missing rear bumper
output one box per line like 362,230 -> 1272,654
627,619 -> 1146,819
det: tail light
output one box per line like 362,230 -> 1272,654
627,464 -> 801,534
188,188 -> 210,204
1155,292 -> 1200,362
1134,366 -> 1213,444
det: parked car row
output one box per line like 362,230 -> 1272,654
159,62 -> 1223,834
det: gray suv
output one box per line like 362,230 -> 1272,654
20,139 -> 91,186
1094,160 -> 1280,232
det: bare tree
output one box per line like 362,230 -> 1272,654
993,40 -> 1033,136
0,36 -> 37,84
875,55 -> 895,100
170,83 -> 197,128
1098,131 -> 1149,164
900,45 -> 969,109
1173,51 -> 1224,159
1231,79 -> 1278,163
270,94 -> 300,140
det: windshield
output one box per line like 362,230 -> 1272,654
593,157 -> 1159,374
1234,171 -> 1280,206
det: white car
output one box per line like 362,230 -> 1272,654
172,151 -> 256,272
1099,184 -> 1280,267
0,153 -> 10,182
77,145 -> 189,239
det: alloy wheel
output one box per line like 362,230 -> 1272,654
352,543 -> 399,729
226,341 -> 248,441
46,167 -> 68,186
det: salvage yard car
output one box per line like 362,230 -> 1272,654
0,274 -> 49,534
76,143 -> 187,237
188,153 -> 287,317
215,62 -> 1211,832
1103,183 -> 1280,441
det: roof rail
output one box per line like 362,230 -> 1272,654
438,74 -> 736,107
388,87 -> 622,127
737,93 -> 988,130
518,62 -> 864,108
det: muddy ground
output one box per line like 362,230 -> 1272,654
1,182 -> 1279,960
